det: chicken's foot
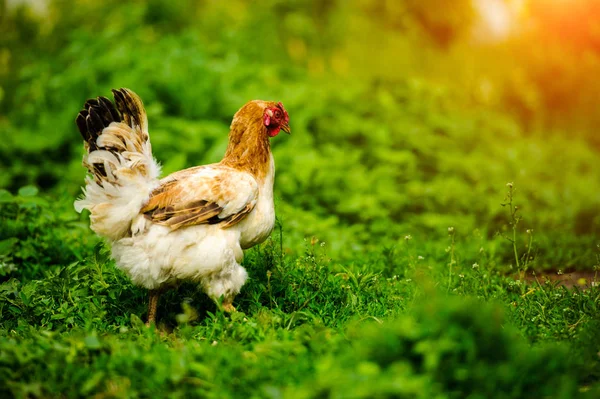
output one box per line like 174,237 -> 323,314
222,298 -> 236,313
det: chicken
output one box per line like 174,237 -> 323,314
74,88 -> 290,324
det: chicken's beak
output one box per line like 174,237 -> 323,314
281,123 -> 291,134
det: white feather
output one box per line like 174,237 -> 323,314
109,154 -> 275,299
75,121 -> 161,241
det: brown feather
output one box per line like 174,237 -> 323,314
140,166 -> 258,230
220,202 -> 254,228
160,202 -> 223,230
139,100 -> 275,231
220,100 -> 274,181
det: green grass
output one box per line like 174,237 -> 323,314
1,191 -> 600,398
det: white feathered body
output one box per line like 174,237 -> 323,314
75,90 -> 279,302
110,158 -> 275,298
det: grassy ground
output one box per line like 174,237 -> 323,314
1,189 -> 599,398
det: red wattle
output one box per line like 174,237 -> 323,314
267,127 -> 281,137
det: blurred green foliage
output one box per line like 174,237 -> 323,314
1,0 -> 599,261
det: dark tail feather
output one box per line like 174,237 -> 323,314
75,88 -> 149,178
111,88 -> 146,134
77,88 -> 149,181
76,94 -> 122,152
76,88 -> 148,175
76,87 -> 147,148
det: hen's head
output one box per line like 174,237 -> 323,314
263,102 -> 290,137
231,100 -> 290,139
224,100 -> 290,177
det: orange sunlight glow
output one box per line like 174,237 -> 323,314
528,0 -> 600,51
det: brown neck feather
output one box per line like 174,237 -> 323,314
220,103 -> 272,181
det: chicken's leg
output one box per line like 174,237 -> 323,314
147,289 -> 161,326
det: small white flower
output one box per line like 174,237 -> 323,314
418,255 -> 424,260
506,182 -> 513,188
472,263 -> 479,269
404,235 -> 412,241
557,270 -> 564,275
320,242 -> 325,247
459,274 -> 465,278
448,227 -> 454,233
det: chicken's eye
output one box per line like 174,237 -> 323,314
273,109 -> 282,119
